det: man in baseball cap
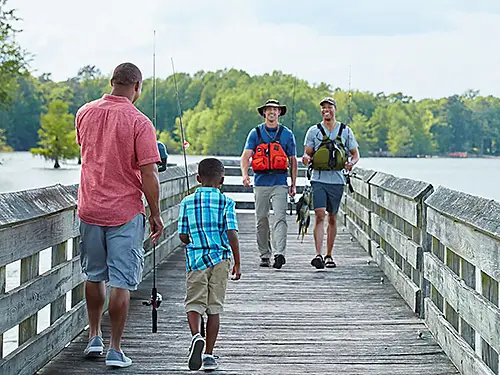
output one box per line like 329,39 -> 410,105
301,95 -> 360,269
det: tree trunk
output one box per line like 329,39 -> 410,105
54,159 -> 60,169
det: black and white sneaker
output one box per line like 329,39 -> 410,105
188,333 -> 205,370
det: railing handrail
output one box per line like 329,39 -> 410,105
0,163 -> 198,375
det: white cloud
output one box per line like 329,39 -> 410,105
12,0 -> 500,99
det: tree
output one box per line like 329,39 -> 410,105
0,128 -> 13,151
0,75 -> 44,150
348,114 -> 376,155
30,100 -> 79,168
444,95 -> 472,152
0,0 -> 29,105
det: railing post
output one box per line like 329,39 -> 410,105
71,237 -> 84,308
418,188 -> 433,318
0,264 -> 5,358
51,242 -> 68,324
19,253 -> 39,345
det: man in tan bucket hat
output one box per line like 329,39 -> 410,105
240,99 -> 297,269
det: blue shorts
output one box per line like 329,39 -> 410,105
311,182 -> 344,214
79,213 -> 146,291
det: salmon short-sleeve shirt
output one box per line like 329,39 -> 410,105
76,94 -> 161,226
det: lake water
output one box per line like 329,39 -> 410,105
1,152 -> 499,200
1,151 -> 499,355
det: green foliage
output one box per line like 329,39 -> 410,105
0,75 -> 44,150
30,100 -> 79,168
1,3 -> 498,158
0,128 -> 13,151
0,0 -> 29,105
0,64 -> 499,158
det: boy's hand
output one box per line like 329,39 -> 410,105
231,263 -> 241,280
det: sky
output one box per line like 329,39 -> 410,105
11,0 -> 500,100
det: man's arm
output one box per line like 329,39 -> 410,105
345,148 -> 360,171
140,163 -> 164,243
240,149 -> 253,187
302,146 -> 314,165
227,229 -> 241,280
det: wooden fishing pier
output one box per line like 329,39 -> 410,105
0,161 -> 499,374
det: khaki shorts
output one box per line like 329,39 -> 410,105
185,259 -> 230,315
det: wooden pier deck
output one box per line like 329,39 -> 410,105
38,213 -> 459,375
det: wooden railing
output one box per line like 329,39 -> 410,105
342,167 -> 500,375
1,158 -> 499,375
0,164 -> 198,375
424,187 -> 500,375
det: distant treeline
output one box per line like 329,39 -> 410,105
1,66 -> 499,157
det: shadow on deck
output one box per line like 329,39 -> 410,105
38,213 -> 458,375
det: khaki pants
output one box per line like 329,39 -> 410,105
254,185 -> 288,259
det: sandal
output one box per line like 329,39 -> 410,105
324,256 -> 337,268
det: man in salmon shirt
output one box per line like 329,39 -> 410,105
75,62 -> 164,368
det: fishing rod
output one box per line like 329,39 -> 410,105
171,58 -> 191,194
347,65 -> 352,124
289,75 -> 298,215
171,57 -> 205,336
142,30 -> 162,333
345,65 -> 354,193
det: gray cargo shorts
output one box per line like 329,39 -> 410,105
311,181 -> 344,214
79,213 -> 146,291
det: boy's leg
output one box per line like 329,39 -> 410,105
185,268 -> 210,370
206,260 -> 230,354
254,186 -> 272,261
205,314 -> 220,355
187,311 -> 203,335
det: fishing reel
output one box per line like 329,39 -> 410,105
142,292 -> 163,308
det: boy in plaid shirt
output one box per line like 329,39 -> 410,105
178,158 -> 241,371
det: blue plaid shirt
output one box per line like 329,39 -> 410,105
178,187 -> 238,271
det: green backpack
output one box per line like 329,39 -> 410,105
312,123 -> 348,171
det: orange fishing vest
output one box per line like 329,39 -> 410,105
251,126 -> 289,173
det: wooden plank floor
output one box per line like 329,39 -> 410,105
38,213 -> 459,374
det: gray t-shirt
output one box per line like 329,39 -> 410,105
304,121 -> 359,185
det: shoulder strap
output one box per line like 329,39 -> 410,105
335,123 -> 347,147
337,122 -> 346,137
255,126 -> 264,144
316,123 -> 327,138
273,125 -> 285,142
